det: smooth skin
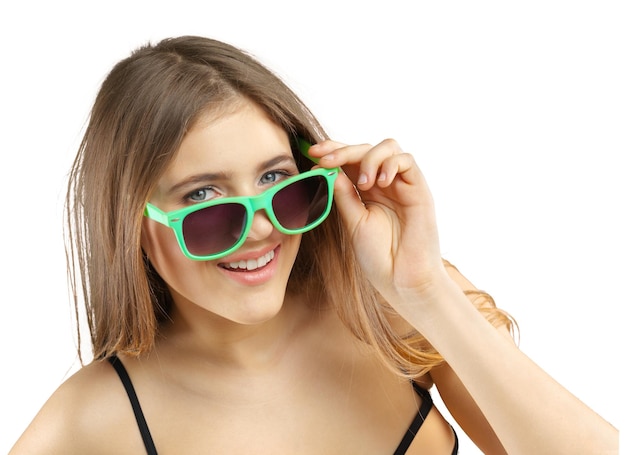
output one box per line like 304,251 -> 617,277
10,100 -> 617,454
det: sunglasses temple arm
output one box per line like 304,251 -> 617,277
144,202 -> 171,226
298,138 -> 343,176
297,137 -> 320,165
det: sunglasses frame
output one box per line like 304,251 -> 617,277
144,140 -> 339,261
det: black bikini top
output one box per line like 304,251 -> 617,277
108,356 -> 458,454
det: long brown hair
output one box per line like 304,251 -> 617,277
66,36 -> 514,376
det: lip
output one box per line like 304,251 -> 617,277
217,245 -> 280,286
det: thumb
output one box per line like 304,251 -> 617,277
331,171 -> 367,235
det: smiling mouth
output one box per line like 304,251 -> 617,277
220,249 -> 276,272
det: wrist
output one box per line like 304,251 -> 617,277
391,270 -> 470,334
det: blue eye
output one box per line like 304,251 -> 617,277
261,170 -> 291,185
260,172 -> 278,184
187,187 -> 217,202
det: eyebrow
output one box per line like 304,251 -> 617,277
165,154 -> 297,196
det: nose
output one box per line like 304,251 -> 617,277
245,208 -> 275,241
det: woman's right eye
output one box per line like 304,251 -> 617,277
186,187 -> 217,203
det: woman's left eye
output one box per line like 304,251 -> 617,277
260,170 -> 291,185
187,187 -> 217,202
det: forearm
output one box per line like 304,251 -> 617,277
396,276 -> 618,454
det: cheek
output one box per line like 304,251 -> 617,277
281,233 -> 303,270
141,220 -> 208,299
141,220 -> 187,272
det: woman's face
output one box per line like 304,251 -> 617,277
141,100 -> 302,325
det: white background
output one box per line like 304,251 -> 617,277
1,1 -> 623,453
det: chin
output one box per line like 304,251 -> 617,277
223,290 -> 288,326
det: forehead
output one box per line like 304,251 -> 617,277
159,101 -> 293,184
152,101 -> 295,199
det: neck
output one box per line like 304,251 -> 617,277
157,290 -> 312,371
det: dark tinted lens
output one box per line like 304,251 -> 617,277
182,203 -> 247,256
272,175 -> 329,230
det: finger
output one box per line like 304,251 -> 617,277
306,140 -> 348,168
351,139 -> 405,190
330,171 -> 368,235
310,139 -> 404,189
308,140 -> 374,167
308,140 -> 371,185
375,152 -> 421,188
306,139 -> 347,158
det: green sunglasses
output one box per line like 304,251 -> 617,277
144,139 -> 339,261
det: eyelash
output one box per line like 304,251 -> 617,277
260,169 -> 294,184
184,169 -> 297,204
185,187 -> 217,203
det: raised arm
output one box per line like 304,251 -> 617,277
308,138 -> 618,454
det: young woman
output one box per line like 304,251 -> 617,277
10,36 -> 617,454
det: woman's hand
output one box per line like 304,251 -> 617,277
310,139 -> 619,455
308,139 -> 449,308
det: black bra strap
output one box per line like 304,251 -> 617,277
451,426 -> 459,454
108,356 -> 158,455
106,360 -> 456,455
393,382 -> 434,455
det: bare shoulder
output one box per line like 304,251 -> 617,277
9,358 -> 144,455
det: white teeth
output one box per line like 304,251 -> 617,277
227,249 -> 274,271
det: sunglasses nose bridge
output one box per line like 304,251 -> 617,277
246,191 -> 268,215
246,190 -> 279,227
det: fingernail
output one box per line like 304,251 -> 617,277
377,172 -> 387,182
323,153 -> 336,162
357,173 -> 368,185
